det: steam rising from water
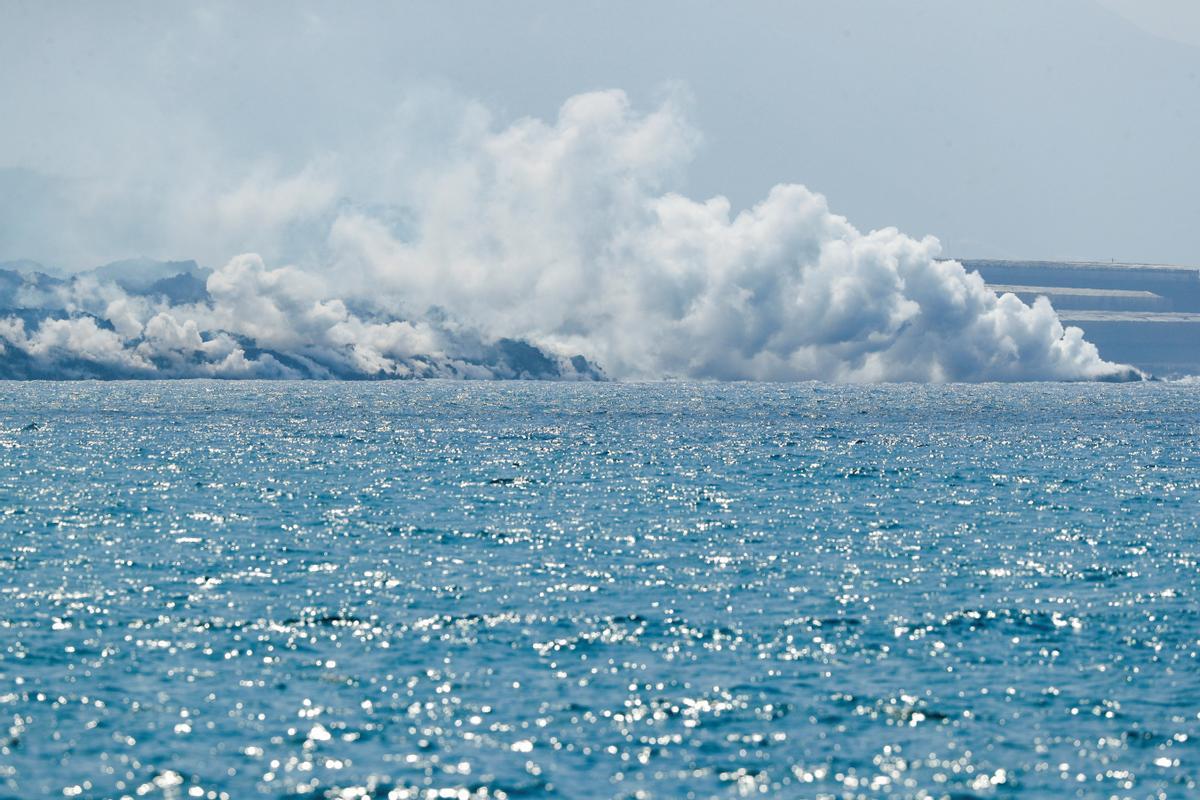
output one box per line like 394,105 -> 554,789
0,90 -> 1138,381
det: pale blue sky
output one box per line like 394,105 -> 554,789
1,0 -> 1198,269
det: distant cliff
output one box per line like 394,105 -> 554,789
958,259 -> 1200,378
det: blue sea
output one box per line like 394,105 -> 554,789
1,381 -> 1197,799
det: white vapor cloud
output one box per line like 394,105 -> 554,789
0,90 -> 1138,382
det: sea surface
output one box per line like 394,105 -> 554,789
0,381 -> 1198,800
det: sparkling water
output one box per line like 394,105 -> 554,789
1,381 -> 1197,799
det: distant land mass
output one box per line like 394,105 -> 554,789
957,259 -> 1200,379
0,257 -> 212,307
0,257 -> 1195,380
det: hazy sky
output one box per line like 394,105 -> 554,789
2,0 -> 1198,269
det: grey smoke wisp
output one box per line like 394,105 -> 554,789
0,91 -> 1139,382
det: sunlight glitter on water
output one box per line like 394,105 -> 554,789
0,381 -> 1198,799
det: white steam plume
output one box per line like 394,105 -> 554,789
0,90 -> 1138,382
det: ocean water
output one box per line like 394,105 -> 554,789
0,381 -> 1198,800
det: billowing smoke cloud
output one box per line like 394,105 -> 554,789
0,90 -> 1139,382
